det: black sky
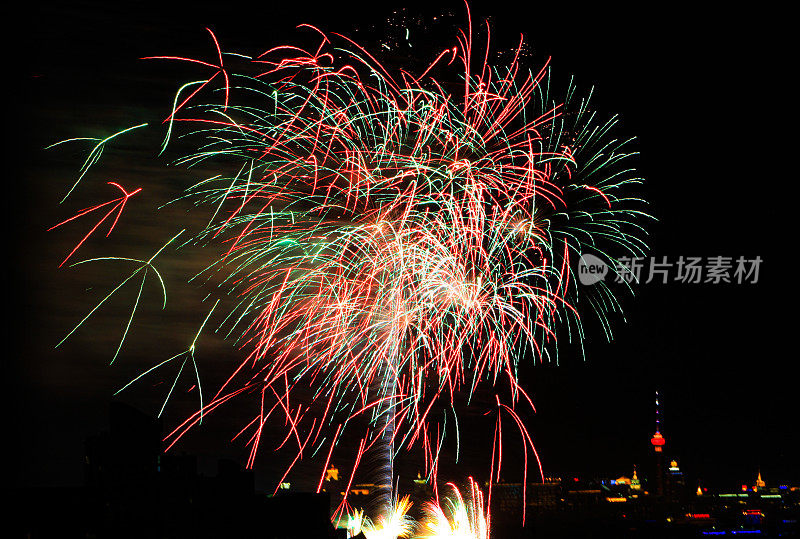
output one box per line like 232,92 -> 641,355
10,1 -> 796,493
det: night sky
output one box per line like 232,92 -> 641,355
11,1 -> 796,494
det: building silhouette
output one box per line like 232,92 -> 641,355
19,402 -> 345,538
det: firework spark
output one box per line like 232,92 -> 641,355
417,479 -> 488,539
342,495 -> 414,539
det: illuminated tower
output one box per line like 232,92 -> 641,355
650,391 -> 666,497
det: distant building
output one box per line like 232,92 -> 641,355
410,471 -> 433,501
614,466 -> 641,495
631,467 -> 642,491
490,482 -> 525,514
650,391 -> 666,497
754,469 -> 766,492
527,478 -> 562,511
325,464 -> 340,483
666,458 -> 686,501
321,463 -> 341,497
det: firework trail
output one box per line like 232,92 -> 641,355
50,4 -> 648,525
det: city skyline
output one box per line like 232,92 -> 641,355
11,0 -> 796,505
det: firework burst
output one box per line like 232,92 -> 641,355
50,4 -> 649,526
